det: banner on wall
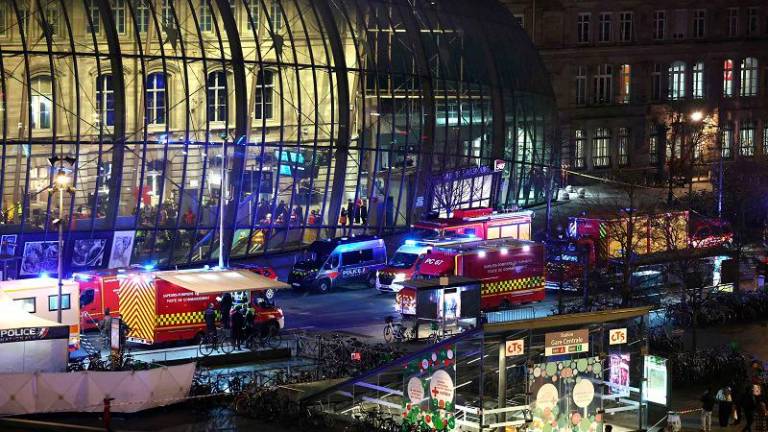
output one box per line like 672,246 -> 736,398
72,239 -> 107,267
528,356 -> 604,432
402,344 -> 457,431
20,241 -> 59,276
608,353 -> 630,398
644,355 -> 668,406
109,231 -> 135,269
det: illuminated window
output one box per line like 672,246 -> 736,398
113,0 -> 126,33
96,74 -> 115,126
692,9 -> 705,38
486,227 -> 500,240
49,294 -> 71,311
146,72 -> 166,125
618,64 -> 631,104
721,123 -> 733,159
653,10 -> 666,40
728,8 -> 738,37
518,224 -> 530,240
162,0 -> 173,26
619,12 -> 632,42
668,61 -> 686,100
692,62 -> 704,99
270,0 -> 282,31
598,12 -> 612,42
593,64 -> 612,104
723,59 -> 734,97
248,0 -> 261,30
649,124 -> 659,165
14,297 -> 35,313
500,225 -> 519,239
575,66 -> 587,105
207,71 -> 228,123
592,128 -> 611,167
577,13 -> 590,43
618,127 -> 629,166
741,57 -> 759,96
200,0 -> 212,32
574,129 -> 586,168
255,69 -> 274,120
740,121 -> 755,156
31,76 -> 52,130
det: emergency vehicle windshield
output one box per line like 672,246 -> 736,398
388,252 -> 419,269
306,241 -> 336,263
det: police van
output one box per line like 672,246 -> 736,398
288,236 -> 387,293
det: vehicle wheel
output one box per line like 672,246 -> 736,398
265,323 -> 282,348
199,339 -> 214,357
221,337 -> 235,354
316,279 -> 331,294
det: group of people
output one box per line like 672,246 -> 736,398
700,361 -> 768,432
339,198 -> 368,226
203,292 -> 264,350
256,200 -> 321,228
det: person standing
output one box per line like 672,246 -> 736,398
204,304 -> 217,336
742,385 -> 757,432
346,199 -> 354,226
716,386 -> 734,427
360,200 -> 368,225
353,198 -> 361,224
219,293 -> 233,329
339,207 -> 348,226
700,387 -> 715,432
231,306 -> 245,350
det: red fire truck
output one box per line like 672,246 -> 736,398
77,268 -> 287,345
412,207 -> 533,241
76,269 -> 121,331
397,240 -> 546,312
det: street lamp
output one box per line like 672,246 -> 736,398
49,155 -> 76,324
690,110 -> 704,122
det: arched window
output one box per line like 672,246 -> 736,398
668,61 -> 686,100
96,74 -> 115,126
255,70 -> 274,120
146,72 -> 167,125
207,71 -> 227,123
30,76 -> 53,130
740,57 -> 759,96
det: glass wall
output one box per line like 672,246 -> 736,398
0,0 -> 556,274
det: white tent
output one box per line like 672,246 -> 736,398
0,292 -> 69,373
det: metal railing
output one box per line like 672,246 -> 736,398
484,306 -> 536,324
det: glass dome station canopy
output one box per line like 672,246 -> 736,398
0,0 -> 556,271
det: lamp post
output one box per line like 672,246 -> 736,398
54,169 -> 72,323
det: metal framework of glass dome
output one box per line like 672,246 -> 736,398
0,0 -> 555,273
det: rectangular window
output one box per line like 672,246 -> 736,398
49,294 -> 71,312
653,10 -> 666,40
649,125 -> 659,165
747,7 -> 759,35
0,5 -> 6,36
113,0 -> 126,34
513,14 -> 525,29
87,0 -> 100,33
270,0 -> 282,31
247,0 -> 261,30
619,11 -> 633,42
618,64 -> 631,104
577,13 -> 591,43
575,66 -> 587,105
162,0 -> 173,26
44,4 -> 58,37
14,297 -> 36,313
574,129 -> 586,169
668,61 -> 686,100
599,12 -> 612,42
721,123 -> 733,159
741,57 -> 759,96
728,8 -> 739,37
740,121 -> 755,156
618,127 -> 629,166
31,77 -> 52,130
593,64 -> 612,104
764,125 -> 768,155
672,9 -> 687,39
592,128 -> 611,167
136,1 -> 150,33
723,59 -> 734,97
200,0 -> 213,32
651,63 -> 662,101
692,9 -> 705,38
693,62 -> 704,99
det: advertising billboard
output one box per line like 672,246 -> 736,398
644,355 -> 668,405
608,353 -> 630,397
402,344 -> 457,431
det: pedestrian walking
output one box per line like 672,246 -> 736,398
716,386 -> 734,427
231,306 -> 245,350
700,387 -> 715,432
219,292 -> 233,329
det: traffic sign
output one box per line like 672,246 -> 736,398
505,339 -> 525,356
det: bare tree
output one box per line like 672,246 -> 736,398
429,167 -> 489,217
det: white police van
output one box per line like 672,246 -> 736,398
288,236 -> 387,293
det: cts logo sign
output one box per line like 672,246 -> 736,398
609,328 -> 628,345
505,339 -> 525,357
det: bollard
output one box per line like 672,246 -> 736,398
103,397 -> 115,431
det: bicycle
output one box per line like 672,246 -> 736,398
243,324 -> 283,351
383,316 -> 415,343
198,330 -> 235,357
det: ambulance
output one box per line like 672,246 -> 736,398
397,239 -> 546,312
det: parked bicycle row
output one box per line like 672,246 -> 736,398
67,351 -> 158,372
664,291 -> 768,328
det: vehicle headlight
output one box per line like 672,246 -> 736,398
394,273 -> 406,282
